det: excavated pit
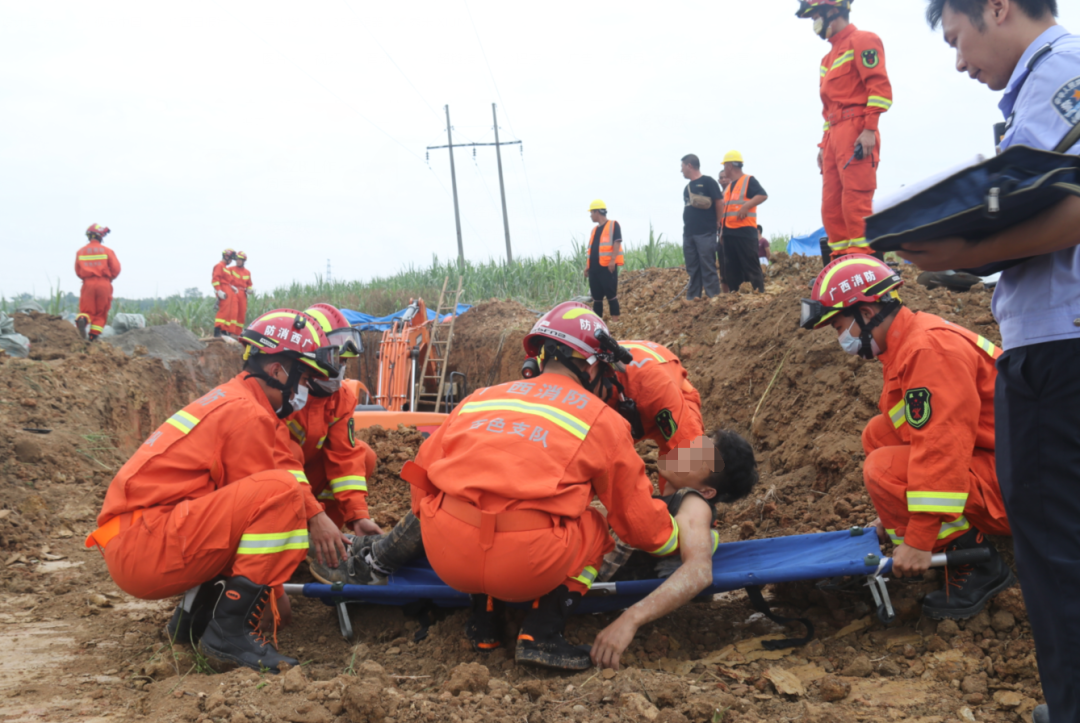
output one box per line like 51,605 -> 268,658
0,264 -> 1041,723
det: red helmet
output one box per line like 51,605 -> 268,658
304,304 -> 362,397
800,256 -> 902,330
523,302 -> 610,360
235,251 -> 248,261
240,309 -> 339,378
86,224 -> 110,240
795,0 -> 852,18
223,248 -> 236,259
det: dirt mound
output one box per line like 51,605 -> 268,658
447,300 -> 539,392
11,311 -> 84,360
101,323 -> 207,368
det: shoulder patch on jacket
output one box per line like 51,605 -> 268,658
347,417 -> 356,448
1052,76 -> 1080,127
861,49 -> 879,69
656,409 -> 677,441
904,388 -> 932,429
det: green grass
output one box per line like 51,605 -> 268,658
3,229 -> 790,335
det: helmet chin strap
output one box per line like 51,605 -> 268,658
817,9 -> 840,39
541,341 -> 604,395
245,357 -> 304,418
851,300 -> 900,359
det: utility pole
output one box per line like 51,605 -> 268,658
326,259 -> 332,284
427,106 -> 523,266
492,103 -> 512,263
445,105 -> 465,270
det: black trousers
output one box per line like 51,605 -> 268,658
588,267 -> 620,318
722,234 -> 765,292
996,338 -> 1080,721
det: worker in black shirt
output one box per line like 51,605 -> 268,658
584,199 -> 623,321
681,154 -> 724,299
719,151 -> 767,293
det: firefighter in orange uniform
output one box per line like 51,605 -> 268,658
283,305 -> 383,586
402,302 -> 679,670
229,252 -> 253,335
85,309 -> 348,672
212,249 -> 238,337
797,0 -> 892,259
801,257 -> 1014,619
75,224 -> 121,341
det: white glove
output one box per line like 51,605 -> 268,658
215,289 -> 226,300
247,288 -> 254,296
230,285 -> 239,293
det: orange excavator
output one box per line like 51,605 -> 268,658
351,290 -> 465,438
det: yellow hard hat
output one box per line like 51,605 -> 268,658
589,199 -> 607,212
723,150 -> 744,164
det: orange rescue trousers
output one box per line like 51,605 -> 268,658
232,293 -> 248,336
78,277 -> 113,339
216,289 -> 238,334
99,471 -> 309,599
862,415 -> 1011,551
821,120 -> 879,258
419,493 -> 612,602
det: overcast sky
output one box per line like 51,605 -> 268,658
3,1 -> 1078,300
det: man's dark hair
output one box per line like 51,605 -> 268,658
926,0 -> 1056,29
243,351 -> 284,374
681,154 -> 701,170
757,225 -> 764,233
702,430 -> 759,503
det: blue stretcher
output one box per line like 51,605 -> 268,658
283,528 -> 987,641
283,528 -> 920,641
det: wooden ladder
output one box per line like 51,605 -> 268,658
415,276 -> 464,412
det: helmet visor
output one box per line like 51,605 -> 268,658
328,328 -> 363,357
800,298 -> 834,330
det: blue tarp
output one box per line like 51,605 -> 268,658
787,227 -> 826,258
341,304 -> 472,332
295,528 -> 884,614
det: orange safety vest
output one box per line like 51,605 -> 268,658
722,175 -> 758,230
586,220 -> 624,270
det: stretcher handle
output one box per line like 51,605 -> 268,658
878,547 -> 990,575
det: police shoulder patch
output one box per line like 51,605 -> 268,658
347,417 -> 356,448
1051,76 -> 1080,127
904,388 -> 932,429
656,409 -> 677,441
862,49 -> 879,69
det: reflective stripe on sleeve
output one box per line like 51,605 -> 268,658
236,528 -> 309,555
820,65 -> 827,78
569,565 -> 598,590
459,399 -> 591,440
712,529 -> 720,555
975,335 -> 998,358
316,435 -> 328,450
289,470 -> 310,485
867,96 -> 893,110
317,490 -> 335,501
889,400 -> 907,429
907,490 -> 968,514
286,420 -> 306,445
649,516 -> 680,557
165,410 -> 200,434
830,50 -> 855,71
886,529 -> 903,545
823,120 -> 831,132
330,476 -> 367,493
938,516 -> 970,539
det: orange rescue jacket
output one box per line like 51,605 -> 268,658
75,242 -> 121,281
285,382 -> 371,523
212,261 -> 236,292
819,24 -> 893,136
97,373 -> 320,525
875,307 -> 1001,551
411,373 -> 679,557
722,175 -> 759,231
614,340 -> 704,456
586,220 -> 624,270
229,265 -> 252,294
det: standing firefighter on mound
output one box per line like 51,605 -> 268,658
85,309 -> 344,672
798,0 -> 893,259
401,302 -> 680,670
75,224 -> 121,341
800,256 -> 1014,618
584,199 -> 623,321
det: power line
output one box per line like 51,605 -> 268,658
461,0 -> 518,139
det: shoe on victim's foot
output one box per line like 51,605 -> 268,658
308,540 -> 376,586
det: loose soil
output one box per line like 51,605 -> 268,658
0,264 -> 1042,723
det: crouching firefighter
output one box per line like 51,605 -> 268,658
800,256 -> 1014,619
85,309 -> 345,672
334,303 -> 679,671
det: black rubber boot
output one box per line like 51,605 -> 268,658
515,585 -> 592,671
165,580 -> 220,645
213,328 -> 222,338
922,528 -> 1017,620
1032,704 -> 1049,723
466,594 -> 506,652
198,576 -> 298,673
75,317 -> 88,340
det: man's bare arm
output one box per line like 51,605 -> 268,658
897,196 -> 1080,271
590,496 -> 714,670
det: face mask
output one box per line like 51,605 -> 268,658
813,16 -> 825,36
290,383 -> 309,413
838,319 -> 881,358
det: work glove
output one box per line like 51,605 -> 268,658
247,288 -> 254,296
215,289 -> 227,300
230,285 -> 239,293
